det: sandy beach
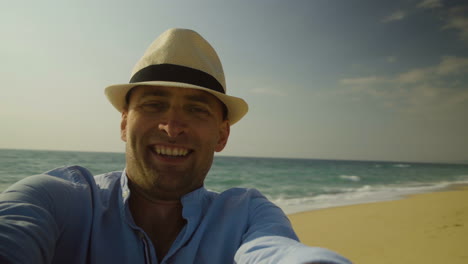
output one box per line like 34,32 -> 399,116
288,185 -> 468,264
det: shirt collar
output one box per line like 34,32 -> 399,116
120,169 -> 131,204
119,170 -> 212,251
119,169 -> 210,216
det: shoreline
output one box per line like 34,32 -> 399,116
277,180 -> 468,215
288,185 -> 468,263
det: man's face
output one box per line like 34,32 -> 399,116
121,85 -> 230,201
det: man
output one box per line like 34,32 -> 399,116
0,28 -> 351,264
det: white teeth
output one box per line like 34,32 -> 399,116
154,146 -> 189,157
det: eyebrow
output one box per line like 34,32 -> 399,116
140,89 -> 214,104
184,94 -> 213,105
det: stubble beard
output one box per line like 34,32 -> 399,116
125,132 -> 216,200
125,140 -> 198,201
125,139 -> 163,199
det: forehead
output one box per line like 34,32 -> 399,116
128,85 -> 223,106
131,85 -> 204,99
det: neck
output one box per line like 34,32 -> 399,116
129,184 -> 186,261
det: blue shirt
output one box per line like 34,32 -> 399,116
0,166 -> 351,264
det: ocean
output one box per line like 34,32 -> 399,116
1,148 -> 468,214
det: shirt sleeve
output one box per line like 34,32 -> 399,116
234,189 -> 352,264
0,167 -> 94,264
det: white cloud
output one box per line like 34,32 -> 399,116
342,56 -> 468,86
442,7 -> 468,43
339,56 -> 468,115
417,0 -> 443,9
394,56 -> 468,83
436,56 -> 468,75
381,10 -> 407,23
396,68 -> 431,83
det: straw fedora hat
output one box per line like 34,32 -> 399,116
105,28 -> 248,125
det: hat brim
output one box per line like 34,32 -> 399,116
105,81 -> 248,125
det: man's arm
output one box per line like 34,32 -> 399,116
234,190 -> 352,264
0,167 -> 93,263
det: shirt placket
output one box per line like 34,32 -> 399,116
138,231 -> 153,264
120,172 -> 158,264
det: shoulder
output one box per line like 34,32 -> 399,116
216,187 -> 265,198
209,188 -> 297,242
1,165 -> 124,221
94,170 -> 123,189
0,166 -> 102,263
40,165 -> 123,206
10,165 -> 124,192
2,166 -> 124,206
1,166 -> 103,208
0,166 -> 101,229
3,166 -> 95,195
209,187 -> 266,203
93,170 -> 123,205
208,187 -> 281,214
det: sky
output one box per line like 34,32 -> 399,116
1,0 -> 467,163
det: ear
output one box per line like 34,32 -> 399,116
120,111 -> 128,142
215,120 -> 230,152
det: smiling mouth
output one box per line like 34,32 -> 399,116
152,145 -> 192,157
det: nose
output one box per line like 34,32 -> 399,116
158,108 -> 187,138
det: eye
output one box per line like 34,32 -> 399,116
191,106 -> 207,113
139,101 -> 167,112
187,104 -> 211,116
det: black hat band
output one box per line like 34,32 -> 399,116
130,64 -> 225,94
